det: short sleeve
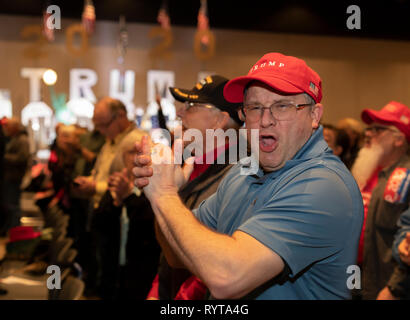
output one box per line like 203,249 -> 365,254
238,168 -> 360,277
193,193 -> 218,230
193,168 -> 233,230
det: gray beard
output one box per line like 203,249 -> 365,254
351,143 -> 384,190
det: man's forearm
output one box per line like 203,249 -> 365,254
150,192 -> 242,295
151,193 -> 285,299
154,219 -> 186,268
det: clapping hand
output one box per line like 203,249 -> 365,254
108,168 -> 133,206
132,136 -> 194,202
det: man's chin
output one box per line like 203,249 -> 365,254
259,156 -> 284,173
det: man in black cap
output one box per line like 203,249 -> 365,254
170,75 -> 243,163
146,75 -> 243,300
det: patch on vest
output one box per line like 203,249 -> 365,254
383,167 -> 410,203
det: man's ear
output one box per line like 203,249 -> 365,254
394,133 -> 406,148
238,109 -> 245,122
311,104 -> 323,129
333,145 -> 343,157
216,111 -> 230,129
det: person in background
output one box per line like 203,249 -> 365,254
71,97 -> 135,297
0,118 -> 31,236
322,123 -> 351,168
392,208 -> 410,299
134,52 -> 363,299
93,129 -> 160,300
0,118 -> 7,235
68,125 -> 105,278
47,124 -> 82,210
337,117 -> 364,170
357,101 -> 410,300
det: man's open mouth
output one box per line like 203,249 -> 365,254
259,134 -> 277,152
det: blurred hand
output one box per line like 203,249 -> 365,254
72,176 -> 96,198
376,286 -> 397,300
398,232 -> 410,266
109,168 -> 133,206
172,139 -> 195,188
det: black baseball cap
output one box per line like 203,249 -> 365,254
169,75 -> 243,125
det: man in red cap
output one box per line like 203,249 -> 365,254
133,52 -> 363,299
356,101 -> 410,300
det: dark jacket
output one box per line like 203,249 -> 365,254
92,189 -> 160,300
362,155 -> 410,299
4,131 -> 30,183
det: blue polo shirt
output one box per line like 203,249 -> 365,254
194,126 -> 364,299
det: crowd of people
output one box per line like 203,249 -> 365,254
1,51 -> 410,300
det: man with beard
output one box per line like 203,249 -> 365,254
351,129 -> 384,270
357,101 -> 410,300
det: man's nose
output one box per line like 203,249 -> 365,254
260,108 -> 277,127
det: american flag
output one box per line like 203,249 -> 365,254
197,0 -> 210,45
43,9 -> 54,42
309,82 -> 319,97
117,16 -> 128,64
157,2 -> 171,30
82,0 -> 96,35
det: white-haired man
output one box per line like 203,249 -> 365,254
355,101 -> 410,300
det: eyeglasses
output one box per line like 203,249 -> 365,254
242,101 -> 313,122
183,102 -> 217,112
364,126 -> 400,135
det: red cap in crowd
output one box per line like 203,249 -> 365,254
361,101 -> 410,142
223,52 -> 322,104
8,226 -> 41,243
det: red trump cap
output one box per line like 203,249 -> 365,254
223,52 -> 322,104
361,101 -> 410,142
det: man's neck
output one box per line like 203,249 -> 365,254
110,121 -> 132,142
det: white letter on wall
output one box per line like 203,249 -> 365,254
21,68 -> 47,102
69,68 -> 97,102
109,69 -> 136,119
